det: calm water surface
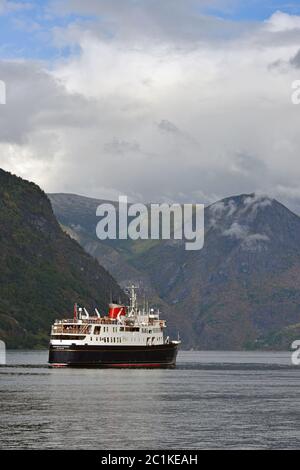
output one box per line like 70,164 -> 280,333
0,350 -> 299,449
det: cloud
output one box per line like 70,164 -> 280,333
290,49 -> 300,68
158,120 -> 180,134
1,5 -> 300,212
223,222 -> 248,239
0,0 -> 32,14
0,60 -> 99,144
103,139 -> 141,155
264,10 -> 300,33
223,222 -> 269,250
208,193 -> 274,235
242,193 -> 273,216
50,0 -> 244,45
208,198 -> 238,227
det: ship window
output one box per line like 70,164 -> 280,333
51,335 -> 86,340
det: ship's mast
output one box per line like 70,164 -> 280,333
128,284 -> 138,317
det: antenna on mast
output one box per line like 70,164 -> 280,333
127,284 -> 139,317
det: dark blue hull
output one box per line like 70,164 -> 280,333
49,342 -> 179,368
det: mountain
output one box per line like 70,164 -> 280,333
141,194 -> 300,349
0,170 -> 125,348
49,192 -> 300,350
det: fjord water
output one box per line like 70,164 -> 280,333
1,351 -> 299,449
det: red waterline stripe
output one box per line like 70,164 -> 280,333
109,363 -> 165,368
49,363 -> 68,368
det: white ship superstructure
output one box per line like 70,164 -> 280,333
50,286 -> 168,347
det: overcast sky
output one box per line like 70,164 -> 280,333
0,0 -> 300,211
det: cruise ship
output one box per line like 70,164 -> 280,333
48,286 -> 180,368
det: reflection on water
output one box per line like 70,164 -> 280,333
0,351 -> 299,449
